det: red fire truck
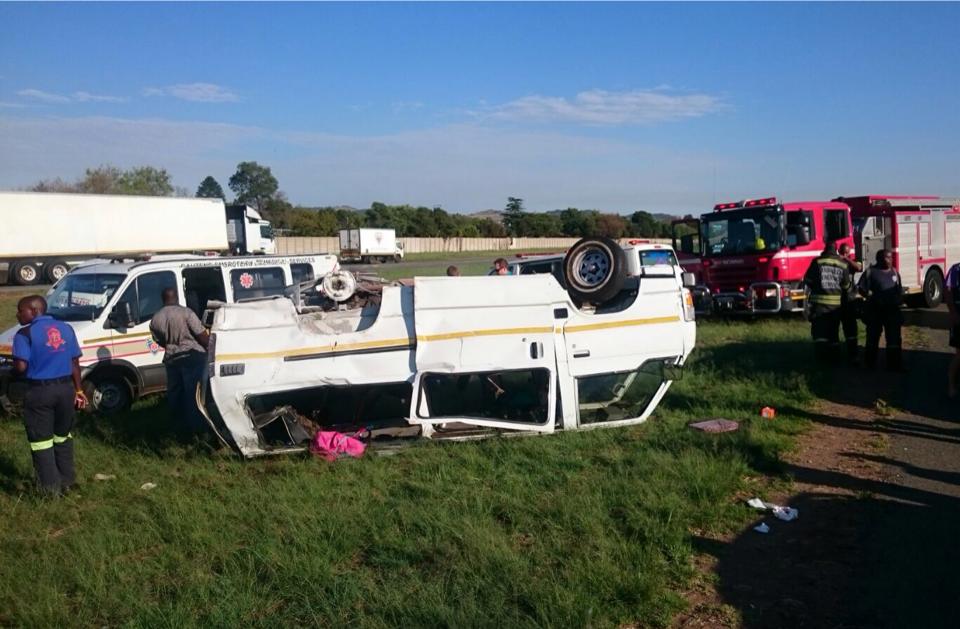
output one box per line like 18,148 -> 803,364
674,195 -> 959,314
837,195 -> 960,308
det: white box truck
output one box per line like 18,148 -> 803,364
338,228 -> 404,263
0,192 -> 276,285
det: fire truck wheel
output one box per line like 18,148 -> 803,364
563,237 -> 627,304
919,268 -> 944,309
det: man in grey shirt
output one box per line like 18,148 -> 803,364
149,287 -> 209,434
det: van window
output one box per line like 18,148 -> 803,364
786,210 -> 816,245
419,368 -> 551,424
577,361 -> 664,424
824,209 -> 849,242
291,263 -> 315,284
231,267 -> 286,300
116,271 -> 178,325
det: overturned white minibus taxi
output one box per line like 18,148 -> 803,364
200,238 -> 698,457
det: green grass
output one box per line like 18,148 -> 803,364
0,312 -> 821,627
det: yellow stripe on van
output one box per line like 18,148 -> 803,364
563,315 -> 680,333
83,331 -> 153,344
417,326 -> 554,343
216,337 -> 414,361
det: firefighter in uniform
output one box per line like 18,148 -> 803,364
839,243 -> 864,364
11,295 -> 87,495
859,249 -> 904,371
803,242 -> 852,363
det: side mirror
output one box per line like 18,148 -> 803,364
108,302 -> 134,329
796,227 -> 811,246
682,272 -> 696,288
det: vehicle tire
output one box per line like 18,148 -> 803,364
42,260 -> 70,284
377,256 -> 388,264
361,256 -> 371,264
393,255 -> 401,263
563,236 -> 627,304
919,268 -> 944,308
85,375 -> 133,415
10,262 -> 40,286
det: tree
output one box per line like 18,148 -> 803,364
114,166 -> 174,196
29,177 -> 79,193
629,210 -> 669,238
595,213 -> 628,238
196,176 -> 225,200
476,218 -> 507,238
502,197 -> 525,236
228,161 -> 279,211
79,165 -> 123,194
559,208 -> 599,237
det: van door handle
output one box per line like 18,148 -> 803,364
573,350 -> 590,358
529,342 -> 544,359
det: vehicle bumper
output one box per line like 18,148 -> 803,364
710,283 -> 804,315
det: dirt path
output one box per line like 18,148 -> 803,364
675,308 -> 960,629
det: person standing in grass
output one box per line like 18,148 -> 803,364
858,249 -> 905,371
803,242 -> 852,363
839,243 -> 864,365
149,287 -> 209,435
446,265 -> 460,277
945,261 -> 960,398
11,295 -> 87,496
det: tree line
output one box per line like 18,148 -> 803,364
29,162 -> 682,239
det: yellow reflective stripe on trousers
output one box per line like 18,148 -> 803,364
809,295 -> 842,305
30,438 -> 54,451
53,433 -> 72,444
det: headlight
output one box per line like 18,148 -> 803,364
682,289 -> 696,322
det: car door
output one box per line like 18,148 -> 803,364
408,275 -> 567,432
111,270 -> 179,391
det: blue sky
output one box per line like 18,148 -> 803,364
2,2 -> 958,214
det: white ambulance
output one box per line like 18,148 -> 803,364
0,254 -> 338,414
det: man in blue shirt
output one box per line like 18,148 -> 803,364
12,295 -> 87,495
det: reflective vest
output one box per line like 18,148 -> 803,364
804,254 -> 852,309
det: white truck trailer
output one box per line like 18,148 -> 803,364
0,192 -> 276,285
338,228 -> 404,263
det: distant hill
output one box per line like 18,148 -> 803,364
469,209 -> 504,223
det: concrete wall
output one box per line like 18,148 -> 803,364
276,236 -> 670,256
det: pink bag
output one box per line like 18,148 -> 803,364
310,430 -> 367,461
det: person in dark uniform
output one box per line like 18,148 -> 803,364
858,249 -> 904,371
11,295 -> 87,495
944,262 -> 960,397
838,243 -> 864,365
149,287 -> 209,434
803,242 -> 852,363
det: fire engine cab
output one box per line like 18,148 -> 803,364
836,196 -> 960,308
675,197 -> 853,314
674,194 -> 960,314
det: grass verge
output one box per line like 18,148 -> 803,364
0,315 -> 821,627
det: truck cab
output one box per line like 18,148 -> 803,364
225,205 -> 276,255
681,197 -> 853,314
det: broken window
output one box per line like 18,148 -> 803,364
576,361 -> 666,425
418,368 -> 551,425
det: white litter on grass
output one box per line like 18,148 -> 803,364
140,482 -> 157,491
746,497 -> 799,521
753,522 -> 770,534
772,506 -> 800,522
93,473 -> 116,481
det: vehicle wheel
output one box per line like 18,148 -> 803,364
920,268 -> 944,308
563,237 -> 627,303
377,256 -> 388,264
85,375 -> 133,415
11,262 -> 40,286
361,256 -> 371,264
42,260 -> 70,284
393,255 -> 401,263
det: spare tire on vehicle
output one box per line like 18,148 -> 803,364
563,236 -> 627,304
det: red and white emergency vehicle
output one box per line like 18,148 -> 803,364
837,195 -> 960,308
674,195 -> 960,314
674,197 -> 854,314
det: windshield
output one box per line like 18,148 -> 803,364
701,208 -> 783,257
46,273 -> 126,321
260,224 -> 274,239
